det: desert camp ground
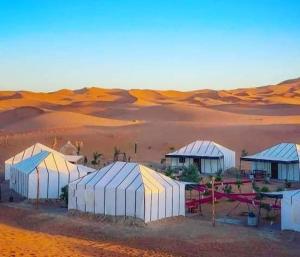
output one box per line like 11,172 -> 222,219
1,80 -> 300,256
1,139 -> 300,257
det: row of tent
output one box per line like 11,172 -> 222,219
4,143 -> 186,223
3,141 -> 300,229
165,140 -> 300,182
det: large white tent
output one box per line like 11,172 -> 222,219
165,140 -> 235,174
10,150 -> 94,199
68,161 -> 186,223
281,190 -> 300,232
241,143 -> 300,181
5,142 -> 82,180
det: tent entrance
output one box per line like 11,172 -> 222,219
193,158 -> 202,173
271,162 -> 278,179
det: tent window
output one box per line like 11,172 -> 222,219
179,157 -> 185,163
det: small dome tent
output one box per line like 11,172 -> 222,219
60,141 -> 77,156
10,151 -> 95,199
68,161 -> 186,223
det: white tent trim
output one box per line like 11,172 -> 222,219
68,161 -> 186,223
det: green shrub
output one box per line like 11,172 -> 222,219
223,184 -> 232,194
60,185 -> 68,205
285,179 -> 292,188
276,186 -> 284,192
260,186 -> 269,192
180,165 -> 200,183
165,167 -> 175,179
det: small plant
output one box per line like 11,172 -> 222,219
236,176 -> 243,192
91,152 -> 102,167
215,170 -> 223,182
223,184 -> 232,194
180,164 -> 200,183
60,185 -> 68,205
165,167 -> 175,179
113,147 -> 121,161
160,158 -> 166,165
206,182 -> 212,189
252,182 -> 260,193
241,149 -> 248,157
260,186 -> 269,192
75,141 -> 83,155
276,186 -> 284,192
83,156 -> 88,165
285,179 -> 292,188
264,176 -> 270,184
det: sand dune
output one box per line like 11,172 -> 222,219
1,78 -> 300,111
0,77 -> 300,174
1,110 -> 141,132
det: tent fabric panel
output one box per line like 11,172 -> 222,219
68,183 -> 77,210
135,185 -> 145,220
28,171 -> 37,199
115,173 -> 142,216
143,186 -> 152,222
85,163 -> 115,188
105,163 -> 138,216
281,191 -> 300,232
124,175 -> 144,218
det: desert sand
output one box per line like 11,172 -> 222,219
1,78 -> 300,174
1,78 -> 300,256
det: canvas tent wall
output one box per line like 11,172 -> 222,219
281,190 -> 300,232
241,143 -> 300,181
5,142 -> 82,180
10,151 -> 95,199
68,161 -> 186,223
165,140 -> 235,174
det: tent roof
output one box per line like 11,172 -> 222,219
70,161 -> 184,189
13,151 -> 50,174
241,143 -> 300,163
165,140 -> 232,158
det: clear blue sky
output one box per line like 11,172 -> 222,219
0,0 -> 299,92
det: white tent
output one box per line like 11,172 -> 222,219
165,140 -> 235,173
281,190 -> 300,232
241,143 -> 300,181
68,161 -> 186,223
10,151 -> 95,199
5,142 -> 82,180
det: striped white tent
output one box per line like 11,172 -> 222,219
68,161 -> 185,223
241,143 -> 300,181
165,140 -> 235,173
10,151 -> 95,199
5,142 -> 82,180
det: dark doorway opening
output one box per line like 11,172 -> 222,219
271,162 -> 278,179
193,158 -> 201,173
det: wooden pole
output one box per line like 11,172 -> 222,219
36,170 -> 39,209
212,177 -> 216,227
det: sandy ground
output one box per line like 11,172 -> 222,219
0,201 -> 300,257
1,179 -> 300,257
